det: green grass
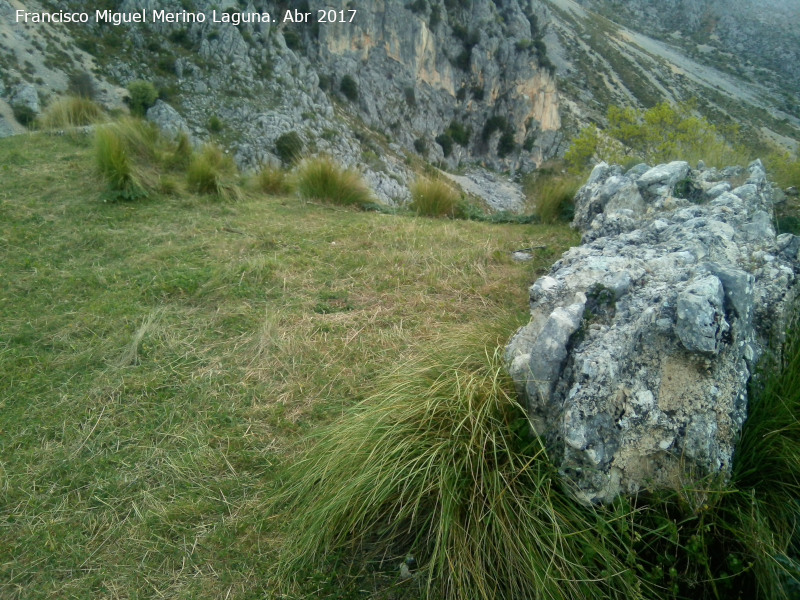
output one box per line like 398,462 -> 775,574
187,143 -> 241,200
5,128 -> 798,599
293,156 -> 374,207
0,131 -> 576,599
94,124 -> 147,200
272,332 -> 645,600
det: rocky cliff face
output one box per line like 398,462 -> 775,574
1,0 -> 565,205
311,0 -> 562,170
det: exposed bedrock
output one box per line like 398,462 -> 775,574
506,159 -> 800,504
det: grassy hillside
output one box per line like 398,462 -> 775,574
0,132 -> 577,598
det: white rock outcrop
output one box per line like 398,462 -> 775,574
507,159 -> 799,504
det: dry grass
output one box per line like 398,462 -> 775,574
37,96 -> 105,129
409,177 -> 463,217
293,156 -> 374,207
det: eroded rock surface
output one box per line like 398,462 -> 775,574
506,159 -> 799,504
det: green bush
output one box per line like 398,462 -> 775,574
447,120 -> 470,146
497,130 -> 516,158
564,124 -> 599,174
293,156 -> 373,207
187,144 -> 241,200
340,75 -> 359,102
404,86 -> 417,107
38,96 -> 104,129
272,331 -> 643,600
565,103 -> 752,174
409,177 -> 461,217
126,80 -> 158,117
435,133 -> 453,157
481,115 -> 509,143
609,103 -> 748,167
67,71 -> 96,99
12,104 -> 37,127
207,115 -> 223,133
767,151 -> 800,189
274,131 -> 304,165
283,28 -> 302,51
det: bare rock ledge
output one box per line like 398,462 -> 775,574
506,159 -> 800,504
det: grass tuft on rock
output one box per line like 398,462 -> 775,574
294,156 -> 373,207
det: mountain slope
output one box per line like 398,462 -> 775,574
545,0 -> 800,151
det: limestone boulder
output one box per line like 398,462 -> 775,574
506,159 -> 799,504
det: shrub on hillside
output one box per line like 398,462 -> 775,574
409,177 -> 462,217
435,132 -> 453,157
207,115 -> 223,133
274,131 -> 304,165
564,124 -> 599,173
767,151 -> 800,189
12,104 -> 37,127
126,80 -> 158,117
294,156 -> 373,207
340,75 -> 359,102
566,102 -> 750,173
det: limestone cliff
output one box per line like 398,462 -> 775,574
1,0 -> 564,205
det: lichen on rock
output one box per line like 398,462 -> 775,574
506,158 -> 799,504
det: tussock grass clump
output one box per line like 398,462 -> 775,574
95,118 -> 201,201
525,170 -> 582,223
294,156 -> 373,207
254,164 -> 293,195
273,331 -> 643,600
409,177 -> 462,218
167,131 -> 193,169
102,117 -> 163,164
38,96 -> 104,129
95,125 -> 147,201
187,144 -> 241,200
